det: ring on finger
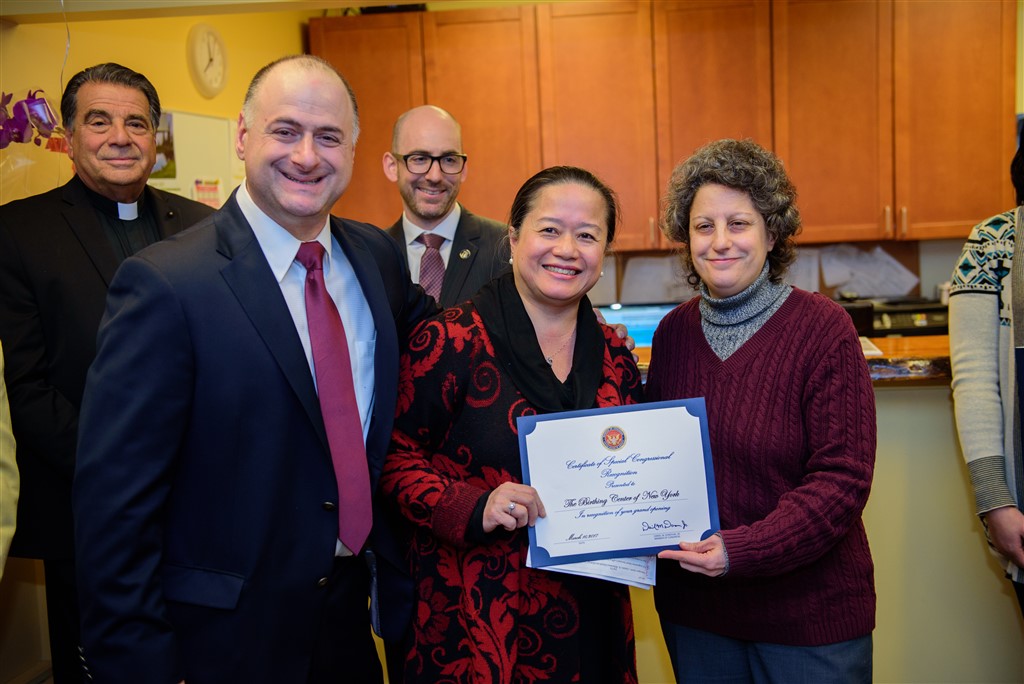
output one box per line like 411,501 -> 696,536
507,502 -> 517,514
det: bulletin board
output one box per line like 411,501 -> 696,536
146,110 -> 245,209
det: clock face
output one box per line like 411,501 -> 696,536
187,24 -> 227,98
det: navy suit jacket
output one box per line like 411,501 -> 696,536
0,175 -> 212,560
387,206 -> 510,309
74,193 -> 437,683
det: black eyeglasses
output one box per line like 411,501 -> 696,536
396,153 -> 468,175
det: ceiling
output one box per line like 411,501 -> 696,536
0,0 -> 408,24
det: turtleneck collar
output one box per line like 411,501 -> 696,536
699,262 -> 791,326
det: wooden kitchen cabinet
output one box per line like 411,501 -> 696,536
422,7 -> 542,225
535,0 -> 659,251
309,13 -> 423,227
653,0 -> 773,248
310,7 -> 540,228
773,0 -> 893,243
894,0 -> 1017,239
774,0 -> 1016,244
313,0 -> 1015,246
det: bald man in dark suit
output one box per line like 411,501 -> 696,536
382,105 -> 510,309
73,55 -> 437,684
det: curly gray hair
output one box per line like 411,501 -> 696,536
662,139 -> 800,288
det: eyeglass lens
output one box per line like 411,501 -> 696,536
402,154 -> 466,175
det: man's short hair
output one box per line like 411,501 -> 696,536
61,63 -> 161,133
242,55 -> 360,145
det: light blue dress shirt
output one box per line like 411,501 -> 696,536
236,183 -> 376,555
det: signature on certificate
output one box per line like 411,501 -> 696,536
640,519 -> 688,532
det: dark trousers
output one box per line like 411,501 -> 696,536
661,619 -> 872,684
384,629 -> 413,684
308,555 -> 383,684
43,558 -> 84,684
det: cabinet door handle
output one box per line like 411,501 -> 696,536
649,217 -> 657,247
884,206 -> 893,238
900,206 -> 908,238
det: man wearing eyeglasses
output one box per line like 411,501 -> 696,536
382,105 -> 510,308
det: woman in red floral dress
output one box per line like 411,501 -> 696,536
382,166 -> 642,684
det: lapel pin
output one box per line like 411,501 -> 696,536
459,249 -> 471,260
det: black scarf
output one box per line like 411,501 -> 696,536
471,272 -> 604,413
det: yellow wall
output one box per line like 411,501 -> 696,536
0,9 -> 319,203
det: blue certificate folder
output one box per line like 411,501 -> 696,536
517,398 -> 719,568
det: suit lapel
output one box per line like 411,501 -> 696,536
215,198 -> 327,446
146,186 -> 188,239
61,177 -> 121,286
440,211 -> 481,306
385,219 -> 407,267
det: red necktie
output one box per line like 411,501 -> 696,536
416,232 -> 446,302
295,241 -> 372,553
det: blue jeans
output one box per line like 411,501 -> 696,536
661,620 -> 872,684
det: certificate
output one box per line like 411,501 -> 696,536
517,398 -> 718,568
529,552 -> 657,590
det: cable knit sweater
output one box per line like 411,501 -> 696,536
646,288 -> 877,645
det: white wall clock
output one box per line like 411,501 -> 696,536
186,23 -> 227,99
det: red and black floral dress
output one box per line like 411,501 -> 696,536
382,277 -> 642,684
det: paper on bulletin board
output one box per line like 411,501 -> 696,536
192,179 -> 223,208
147,110 -> 237,209
819,244 -> 919,297
786,247 -> 820,292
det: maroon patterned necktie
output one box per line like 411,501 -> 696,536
416,232 -> 446,301
295,241 -> 372,553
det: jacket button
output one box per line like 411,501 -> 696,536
317,577 -> 329,587
322,501 -> 336,511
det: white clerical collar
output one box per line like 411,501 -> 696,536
117,202 -> 139,220
401,202 -> 461,246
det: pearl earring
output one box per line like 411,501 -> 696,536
509,257 -> 514,265
600,270 -> 605,277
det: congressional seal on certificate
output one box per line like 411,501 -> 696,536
518,398 -> 719,574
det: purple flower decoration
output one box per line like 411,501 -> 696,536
1,89 -> 60,149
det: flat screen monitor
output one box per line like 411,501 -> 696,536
596,302 -> 680,348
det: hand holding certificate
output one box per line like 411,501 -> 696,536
518,398 -> 719,584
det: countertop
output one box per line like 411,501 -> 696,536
862,334 -> 950,386
634,334 -> 951,387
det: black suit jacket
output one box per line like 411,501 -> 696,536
0,175 -> 213,559
387,206 -> 510,308
74,193 -> 437,682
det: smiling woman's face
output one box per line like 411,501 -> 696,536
688,183 -> 774,299
509,182 -> 608,311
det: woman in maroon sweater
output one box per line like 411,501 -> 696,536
647,139 -> 876,683
382,166 -> 641,683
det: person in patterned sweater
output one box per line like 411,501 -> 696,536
949,143 -> 1024,618
648,139 -> 877,683
382,166 -> 641,683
